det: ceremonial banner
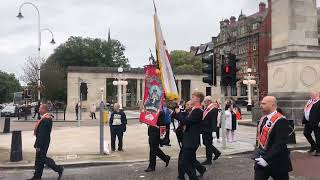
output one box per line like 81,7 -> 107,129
153,4 -> 179,100
139,65 -> 164,127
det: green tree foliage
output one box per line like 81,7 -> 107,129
46,36 -> 129,68
169,50 -> 202,74
0,71 -> 21,103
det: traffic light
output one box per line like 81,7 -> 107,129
221,54 -> 240,87
221,55 -> 232,86
228,53 -> 240,86
202,54 -> 217,86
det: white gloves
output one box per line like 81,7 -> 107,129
255,158 -> 268,167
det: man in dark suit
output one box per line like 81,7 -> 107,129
176,91 -> 206,180
201,96 -> 221,165
109,103 -> 127,151
254,96 -> 292,180
303,90 -> 320,156
27,104 -> 63,180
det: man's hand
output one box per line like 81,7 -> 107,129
175,108 -> 180,114
255,158 -> 268,167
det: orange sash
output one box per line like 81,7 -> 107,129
34,113 -> 51,136
257,112 -> 284,150
203,103 -> 214,120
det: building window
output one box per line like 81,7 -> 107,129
206,87 -> 211,96
80,82 -> 88,101
253,43 -> 257,51
252,23 -> 259,30
241,86 -> 248,96
233,31 -> 237,37
224,86 -> 228,96
231,86 -> 237,96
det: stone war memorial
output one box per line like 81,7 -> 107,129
267,0 -> 320,124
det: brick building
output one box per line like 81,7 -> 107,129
191,1 -> 271,103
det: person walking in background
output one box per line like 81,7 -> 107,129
225,104 -> 237,143
75,102 -> 79,120
27,104 -> 64,180
32,101 -> 41,120
235,106 -> 242,120
303,90 -> 320,156
109,103 -> 127,152
200,96 -> 221,165
90,103 -> 97,119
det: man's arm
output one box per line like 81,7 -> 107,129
183,109 -> 203,126
263,118 -> 289,164
122,112 -> 127,125
34,120 -> 50,150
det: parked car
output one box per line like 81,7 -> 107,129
1,105 -> 18,117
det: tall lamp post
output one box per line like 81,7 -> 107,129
113,67 -> 128,109
17,2 -> 55,101
243,68 -> 256,111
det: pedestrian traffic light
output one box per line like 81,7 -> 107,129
221,55 -> 233,86
202,54 -> 217,86
228,53 -> 240,87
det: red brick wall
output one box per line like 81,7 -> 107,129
258,0 -> 271,100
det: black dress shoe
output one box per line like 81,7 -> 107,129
58,167 -> 64,180
308,148 -> 316,154
213,152 -> 221,160
314,151 -> 320,156
176,176 -> 185,180
26,177 -> 41,180
201,160 -> 212,165
198,167 -> 207,177
165,156 -> 171,167
144,167 -> 155,172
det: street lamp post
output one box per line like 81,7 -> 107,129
99,88 -> 104,155
243,68 -> 256,111
17,2 -> 55,101
113,67 -> 128,109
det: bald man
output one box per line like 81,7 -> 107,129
109,103 -> 127,152
254,96 -> 292,180
27,104 -> 63,180
303,91 -> 320,156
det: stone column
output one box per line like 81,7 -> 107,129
142,78 -> 145,99
123,84 -> 127,108
268,0 -> 320,124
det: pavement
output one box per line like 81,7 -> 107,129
0,110 -> 311,169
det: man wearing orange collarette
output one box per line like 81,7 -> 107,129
254,96 -> 292,180
27,104 -> 64,180
303,90 -> 320,156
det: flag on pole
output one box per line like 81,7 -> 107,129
153,1 -> 179,100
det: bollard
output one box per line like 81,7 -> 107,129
10,131 -> 23,162
3,117 -> 10,133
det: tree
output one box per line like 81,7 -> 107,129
46,36 -> 129,68
0,71 -> 21,103
169,50 -> 202,74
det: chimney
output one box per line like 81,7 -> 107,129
259,2 -> 266,12
230,16 -> 236,24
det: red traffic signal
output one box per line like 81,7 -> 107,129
225,65 -> 230,73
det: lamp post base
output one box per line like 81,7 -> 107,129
247,104 -> 252,112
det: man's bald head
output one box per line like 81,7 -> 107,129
39,104 -> 48,115
260,96 -> 277,115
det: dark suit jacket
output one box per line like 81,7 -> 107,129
148,111 -> 166,145
34,117 -> 53,152
176,108 -> 203,149
302,100 -> 320,126
201,108 -> 218,133
257,118 -> 292,174
109,111 -> 127,132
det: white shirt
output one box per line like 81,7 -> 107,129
304,99 -> 319,121
266,111 -> 278,121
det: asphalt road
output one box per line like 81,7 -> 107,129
1,151 -> 320,180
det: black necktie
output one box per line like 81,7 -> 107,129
259,117 -> 268,135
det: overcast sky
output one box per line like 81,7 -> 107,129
1,0 -> 270,82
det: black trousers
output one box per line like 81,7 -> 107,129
182,148 -> 205,180
91,112 -> 96,119
34,149 -> 62,178
202,132 -> 221,161
304,123 -> 320,151
216,127 -> 220,139
75,111 -> 79,120
110,127 -> 123,150
32,111 -> 40,119
254,168 -> 289,180
148,139 -> 169,169
178,148 -> 206,180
